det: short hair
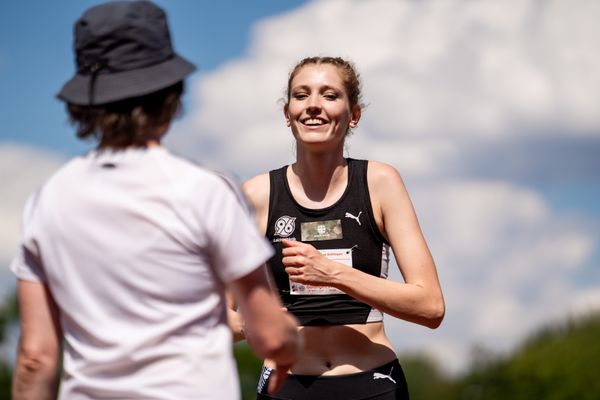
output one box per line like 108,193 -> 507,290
285,56 -> 363,110
67,82 -> 184,148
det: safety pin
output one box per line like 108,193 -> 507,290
346,244 -> 359,254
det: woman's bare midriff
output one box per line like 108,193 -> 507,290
264,322 -> 397,375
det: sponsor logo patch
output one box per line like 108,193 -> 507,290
300,219 -> 343,241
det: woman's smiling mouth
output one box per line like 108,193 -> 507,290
302,118 -> 327,127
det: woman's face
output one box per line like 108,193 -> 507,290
285,64 -> 360,150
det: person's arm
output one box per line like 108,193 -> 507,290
226,173 -> 273,342
226,290 -> 246,342
238,173 -> 301,392
229,266 -> 299,394
281,161 -> 445,329
13,280 -> 62,400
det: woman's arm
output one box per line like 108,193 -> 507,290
281,161 -> 445,329
13,280 -> 62,400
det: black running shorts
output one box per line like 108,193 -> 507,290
256,359 -> 409,400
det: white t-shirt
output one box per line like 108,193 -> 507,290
11,147 -> 274,399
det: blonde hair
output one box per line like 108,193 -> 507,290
286,56 -> 363,109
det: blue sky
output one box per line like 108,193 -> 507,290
0,0 -> 306,155
1,0 -> 599,374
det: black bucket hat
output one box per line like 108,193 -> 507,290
57,0 -> 196,106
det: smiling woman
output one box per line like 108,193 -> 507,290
235,56 -> 446,400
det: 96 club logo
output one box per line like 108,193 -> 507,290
274,215 -> 296,238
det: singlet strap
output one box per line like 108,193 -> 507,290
268,165 -> 287,226
349,159 -> 390,246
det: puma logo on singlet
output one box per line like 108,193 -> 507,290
345,211 -> 362,226
373,366 -> 396,384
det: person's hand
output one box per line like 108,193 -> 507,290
281,239 -> 338,287
230,266 -> 301,394
267,311 -> 301,394
268,363 -> 294,393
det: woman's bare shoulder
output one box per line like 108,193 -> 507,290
366,160 -> 405,189
242,172 -> 271,208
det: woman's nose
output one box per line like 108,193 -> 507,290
306,96 -> 321,114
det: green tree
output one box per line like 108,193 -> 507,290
400,352 -> 456,400
234,342 -> 263,400
0,292 -> 18,400
453,313 -> 600,400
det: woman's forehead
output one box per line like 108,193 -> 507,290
291,64 -> 345,88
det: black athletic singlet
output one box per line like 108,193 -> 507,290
266,158 -> 390,326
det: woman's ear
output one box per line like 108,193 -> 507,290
349,105 -> 361,128
283,104 -> 291,127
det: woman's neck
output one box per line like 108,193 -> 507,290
289,149 -> 348,206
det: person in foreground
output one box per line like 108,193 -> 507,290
11,1 -> 298,399
239,56 -> 445,399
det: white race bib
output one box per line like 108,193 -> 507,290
289,248 -> 353,295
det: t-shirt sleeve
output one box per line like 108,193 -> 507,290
10,191 -> 47,282
199,177 -> 274,284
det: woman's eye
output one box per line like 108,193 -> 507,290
324,93 -> 338,100
293,93 -> 308,100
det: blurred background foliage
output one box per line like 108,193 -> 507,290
0,294 -> 17,400
1,291 -> 598,400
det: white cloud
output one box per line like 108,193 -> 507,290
569,288 -> 600,317
0,144 -> 64,297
